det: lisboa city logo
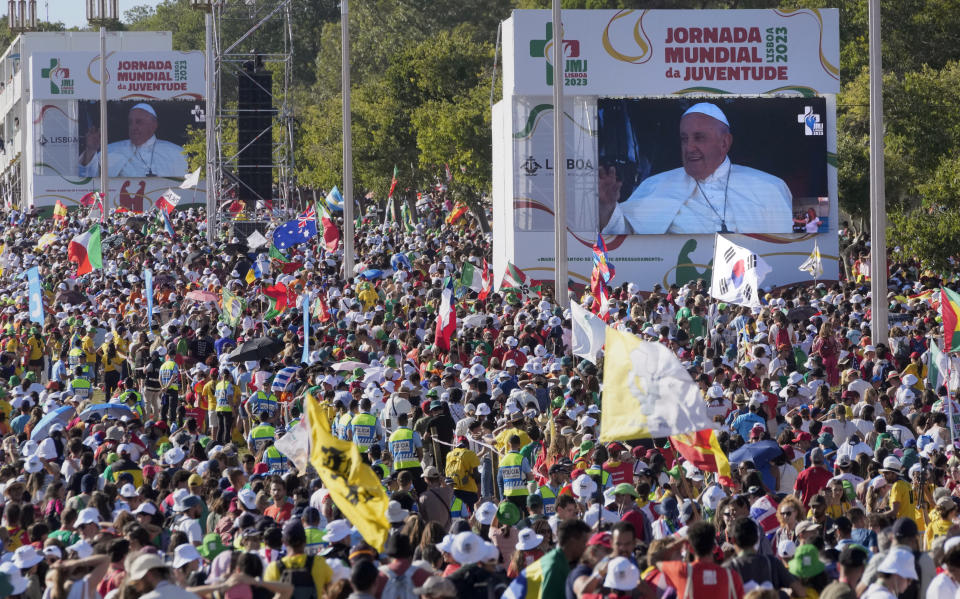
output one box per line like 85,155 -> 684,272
530,22 -> 587,86
40,58 -> 74,95
797,105 -> 824,136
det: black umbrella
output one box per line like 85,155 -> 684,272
225,243 -> 247,256
227,337 -> 283,363
124,216 -> 146,229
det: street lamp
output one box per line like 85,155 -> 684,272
8,0 -> 36,32
85,0 -> 117,23
191,0 -> 216,244
87,0 -> 116,209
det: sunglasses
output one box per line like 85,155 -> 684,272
780,510 -> 795,517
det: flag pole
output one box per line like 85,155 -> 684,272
551,0 -> 569,309
340,0 -> 355,280
947,338 -> 956,449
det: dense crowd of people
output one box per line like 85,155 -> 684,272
0,196 -> 954,599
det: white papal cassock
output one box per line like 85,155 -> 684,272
602,158 -> 793,235
78,135 -> 187,178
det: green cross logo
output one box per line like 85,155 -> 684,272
40,58 -> 73,95
529,22 -> 581,86
530,23 -> 555,85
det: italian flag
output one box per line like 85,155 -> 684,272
67,224 -> 103,276
317,201 -> 340,252
942,286 -> 960,352
459,262 -> 484,293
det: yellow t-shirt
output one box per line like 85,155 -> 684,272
264,553 -> 332,596
889,480 -> 916,520
27,338 -> 43,361
446,447 -> 481,493
82,336 -> 96,363
495,427 -> 532,455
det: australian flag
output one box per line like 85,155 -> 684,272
273,205 -> 318,249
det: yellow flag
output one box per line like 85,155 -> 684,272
599,327 -> 714,442
305,394 -> 390,551
36,232 -> 57,250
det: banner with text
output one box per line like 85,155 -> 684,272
30,51 -> 204,101
504,9 -> 840,97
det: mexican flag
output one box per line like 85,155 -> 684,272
67,224 -> 103,276
263,282 -> 294,320
460,262 -> 483,292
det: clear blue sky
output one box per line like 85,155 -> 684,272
45,0 -> 165,28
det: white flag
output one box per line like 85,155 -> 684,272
180,167 -> 202,189
571,301 -> 606,364
246,230 -> 269,250
599,327 -> 715,441
710,234 -> 771,308
274,418 -> 311,473
798,240 -> 824,278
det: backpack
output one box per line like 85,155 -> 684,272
379,564 -> 417,599
276,555 -> 317,599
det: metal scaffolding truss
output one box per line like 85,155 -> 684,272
212,0 -> 295,213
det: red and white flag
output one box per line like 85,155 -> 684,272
317,201 -> 340,252
156,189 -> 181,214
478,258 -> 493,301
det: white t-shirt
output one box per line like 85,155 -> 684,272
174,515 -> 203,544
777,463 -> 799,494
924,572 -> 958,599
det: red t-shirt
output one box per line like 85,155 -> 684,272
660,560 -> 744,599
794,465 -> 833,507
264,500 -> 293,523
603,461 -> 633,486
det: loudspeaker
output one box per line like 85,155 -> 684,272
237,65 -> 274,206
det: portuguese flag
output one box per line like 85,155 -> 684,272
941,286 -> 960,352
669,429 -> 733,487
67,224 -> 103,276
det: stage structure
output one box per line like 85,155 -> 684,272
211,0 -> 295,212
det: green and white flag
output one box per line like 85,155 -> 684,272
460,262 -> 483,292
929,341 -> 950,391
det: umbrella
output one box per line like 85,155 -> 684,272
225,243 -> 248,256
363,367 -> 388,384
226,337 -> 283,363
30,406 -> 75,440
79,403 -> 134,421
185,290 -> 218,303
359,269 -> 386,280
728,439 -> 782,467
331,361 -> 368,372
728,439 -> 783,491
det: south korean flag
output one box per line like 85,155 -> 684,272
710,235 -> 772,308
